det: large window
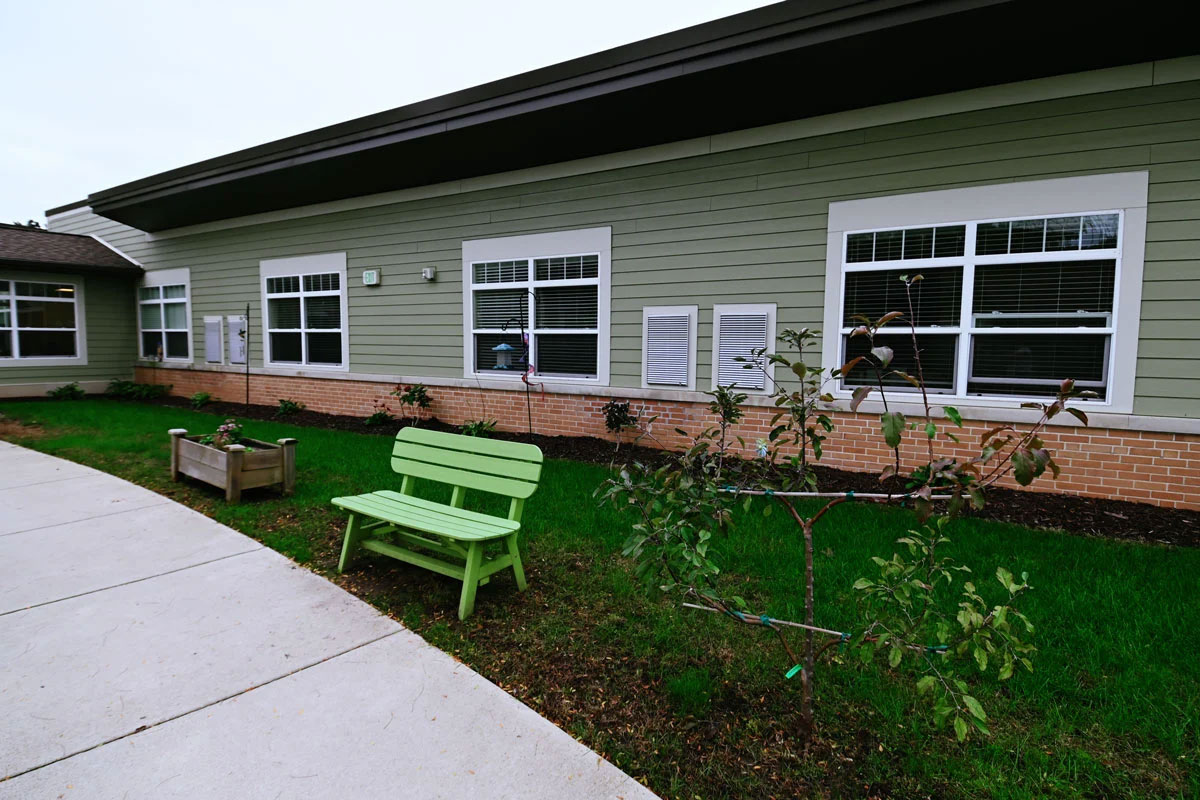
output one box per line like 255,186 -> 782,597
138,279 -> 190,361
838,213 -> 1119,401
463,228 -> 611,383
824,173 -> 1149,412
260,253 -> 347,369
0,279 -> 81,361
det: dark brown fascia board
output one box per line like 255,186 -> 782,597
0,258 -> 143,276
89,0 -> 1001,209
44,199 -> 90,217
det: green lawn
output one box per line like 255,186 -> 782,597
2,398 -> 1197,799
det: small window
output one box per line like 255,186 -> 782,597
643,306 -> 697,390
138,278 -> 190,361
465,230 -> 608,381
712,304 -> 775,391
260,254 -> 346,369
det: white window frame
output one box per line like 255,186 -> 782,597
823,172 -> 1148,414
462,227 -> 611,385
137,267 -> 192,363
642,305 -> 698,391
711,303 -> 777,393
0,273 -> 88,367
259,253 -> 349,371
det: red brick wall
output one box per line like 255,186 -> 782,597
137,367 -> 1200,510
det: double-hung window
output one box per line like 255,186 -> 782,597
138,270 -> 191,361
260,253 -> 348,369
464,228 -> 611,383
825,173 -> 1148,412
0,278 -> 82,361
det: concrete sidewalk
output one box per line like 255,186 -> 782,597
0,441 -> 655,799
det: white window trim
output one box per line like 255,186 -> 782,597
138,267 -> 192,364
712,303 -> 777,393
642,305 -> 698,391
259,252 -> 349,371
203,315 -> 224,364
0,271 -> 88,367
823,172 -> 1148,415
461,227 -> 611,386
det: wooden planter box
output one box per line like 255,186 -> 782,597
168,428 -> 296,502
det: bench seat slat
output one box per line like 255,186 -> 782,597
332,492 -> 518,540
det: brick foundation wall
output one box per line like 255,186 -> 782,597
136,366 -> 1200,511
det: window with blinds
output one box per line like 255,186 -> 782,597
713,304 -> 775,391
839,212 -> 1120,401
265,271 -> 343,366
469,252 -> 601,379
643,306 -> 696,389
138,281 -> 189,361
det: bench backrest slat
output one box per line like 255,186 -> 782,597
391,427 -> 543,499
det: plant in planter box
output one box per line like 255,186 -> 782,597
199,419 -> 245,450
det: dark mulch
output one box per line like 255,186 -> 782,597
91,395 -> 1200,549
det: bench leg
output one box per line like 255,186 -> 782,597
337,512 -> 363,573
458,542 -> 484,620
506,533 -> 527,592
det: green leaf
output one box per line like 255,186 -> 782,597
871,345 -> 894,368
1011,451 -> 1035,486
850,385 -> 873,412
974,647 -> 988,672
1065,406 -> 1089,426
954,716 -> 969,742
916,675 -> 937,695
996,566 -> 1014,592
881,411 -> 906,448
963,695 -> 987,721
852,578 -> 873,590
925,421 -> 937,439
944,406 -> 963,427
888,645 -> 903,668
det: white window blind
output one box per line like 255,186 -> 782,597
713,305 -> 774,391
203,316 -> 223,363
643,306 -> 695,388
839,212 -> 1121,401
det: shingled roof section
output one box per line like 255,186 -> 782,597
0,224 -> 141,275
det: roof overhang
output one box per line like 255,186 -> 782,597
86,0 -> 1196,232
0,258 -> 143,277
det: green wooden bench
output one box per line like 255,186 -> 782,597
332,427 -> 543,619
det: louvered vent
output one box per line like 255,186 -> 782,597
204,317 -> 223,363
716,313 -> 768,390
645,314 -> 690,386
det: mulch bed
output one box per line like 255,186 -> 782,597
34,394 -> 1200,547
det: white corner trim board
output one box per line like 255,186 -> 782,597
822,172 -> 1149,416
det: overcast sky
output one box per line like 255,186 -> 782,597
1,0 -> 775,224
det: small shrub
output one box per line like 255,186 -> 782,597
47,382 -> 85,400
392,383 -> 432,425
601,399 -> 638,434
364,399 -> 394,426
105,380 -> 171,401
189,391 -> 213,409
459,418 -> 497,438
275,398 -> 305,417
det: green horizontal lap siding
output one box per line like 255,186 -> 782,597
49,77 -> 1200,415
0,273 -> 136,388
